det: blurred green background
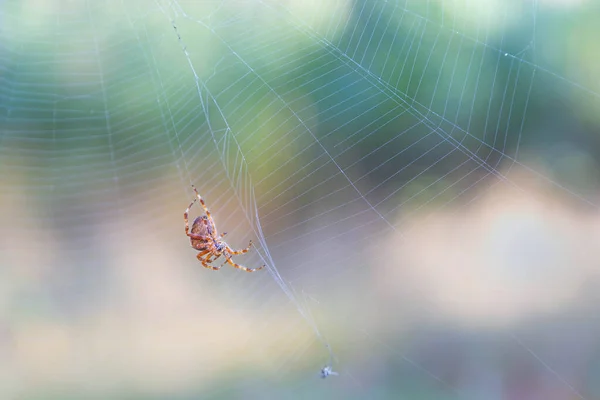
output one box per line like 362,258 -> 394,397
1,0 -> 600,399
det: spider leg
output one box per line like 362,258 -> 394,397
201,260 -> 222,271
225,240 -> 253,255
184,196 -> 199,235
205,253 -> 222,264
195,249 -> 210,259
191,185 -> 218,236
198,252 -> 222,271
224,256 -> 265,273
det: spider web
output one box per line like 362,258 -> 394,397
2,0 -> 600,398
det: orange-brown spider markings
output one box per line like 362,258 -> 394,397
184,185 -> 265,273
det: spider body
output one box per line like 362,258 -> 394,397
189,215 -> 215,249
184,185 -> 264,273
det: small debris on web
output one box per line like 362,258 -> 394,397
320,365 -> 338,379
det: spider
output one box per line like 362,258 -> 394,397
184,185 -> 265,273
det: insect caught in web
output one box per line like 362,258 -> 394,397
184,185 -> 265,273
320,365 -> 338,379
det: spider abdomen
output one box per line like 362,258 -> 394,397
191,216 -> 212,235
190,241 -> 211,251
190,215 -> 215,249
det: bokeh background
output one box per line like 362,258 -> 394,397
2,0 -> 600,399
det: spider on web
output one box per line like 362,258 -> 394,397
184,185 -> 265,273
